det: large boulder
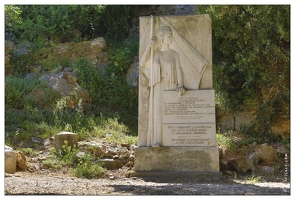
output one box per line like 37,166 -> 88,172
47,37 -> 109,70
16,151 -> 28,171
219,147 -> 236,171
254,143 -> 278,166
39,67 -> 90,109
126,58 -> 139,88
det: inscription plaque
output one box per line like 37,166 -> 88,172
163,90 -> 216,146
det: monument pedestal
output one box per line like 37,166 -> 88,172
131,146 -> 222,181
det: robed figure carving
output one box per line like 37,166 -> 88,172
139,16 -> 209,147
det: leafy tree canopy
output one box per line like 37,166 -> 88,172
196,5 -> 290,135
5,5 -> 132,45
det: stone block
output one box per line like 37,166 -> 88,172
5,151 -> 16,174
55,131 -> 78,150
134,146 -> 219,172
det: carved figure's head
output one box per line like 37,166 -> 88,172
157,26 -> 173,48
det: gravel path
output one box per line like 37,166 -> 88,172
4,171 -> 291,195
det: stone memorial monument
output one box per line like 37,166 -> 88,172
132,14 -> 221,180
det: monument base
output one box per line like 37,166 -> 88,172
132,146 -> 221,180
131,146 -> 222,180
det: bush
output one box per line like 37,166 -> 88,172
7,5 -> 132,44
71,153 -> 106,179
216,133 -> 238,152
5,76 -> 59,109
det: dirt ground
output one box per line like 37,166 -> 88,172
4,167 -> 291,196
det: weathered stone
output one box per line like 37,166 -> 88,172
126,60 -> 139,87
259,166 -> 274,174
275,143 -> 290,155
254,143 -> 278,166
232,155 -> 249,174
5,145 -> 13,151
134,146 -> 219,172
216,108 -> 256,132
117,148 -> 131,160
219,148 -> 236,171
47,37 -> 108,68
90,37 -> 107,52
16,151 -> 27,171
5,151 -> 16,174
246,152 -> 259,172
98,159 -> 125,170
39,69 -> 90,109
55,131 -> 78,150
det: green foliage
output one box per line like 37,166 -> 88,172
5,76 -> 60,109
53,141 -> 106,179
9,53 -> 35,76
20,148 -> 39,156
5,5 -> 22,36
70,154 -> 105,179
42,159 -> 57,168
246,173 -> 264,183
216,133 -> 238,152
5,111 -> 58,147
7,5 -> 132,45
73,45 -> 137,110
101,5 -> 132,41
196,5 -> 290,137
54,141 -> 79,166
108,41 -> 137,76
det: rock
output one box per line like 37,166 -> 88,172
254,143 -> 278,166
47,37 -> 109,69
55,131 -> 78,150
126,59 -> 139,88
246,152 -> 259,172
98,159 -> 124,170
232,155 -> 249,174
5,150 -> 16,174
16,151 -> 27,171
224,170 -> 234,175
39,69 -> 90,109
275,143 -> 290,155
90,37 -> 107,52
117,147 -> 131,160
78,141 -> 105,157
129,154 -> 134,162
259,166 -> 274,174
5,145 -> 13,151
43,138 -> 52,146
31,136 -> 43,144
219,148 -> 235,171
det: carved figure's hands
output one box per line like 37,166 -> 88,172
149,37 -> 157,47
177,86 -> 186,96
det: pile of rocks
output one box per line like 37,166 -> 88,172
5,131 -> 136,174
220,142 -> 290,175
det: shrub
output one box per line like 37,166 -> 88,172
5,76 -> 59,109
71,153 -> 106,179
216,133 -> 238,152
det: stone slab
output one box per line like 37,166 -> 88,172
163,90 -> 215,124
163,124 -> 216,146
138,14 -> 213,147
134,146 -> 219,172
